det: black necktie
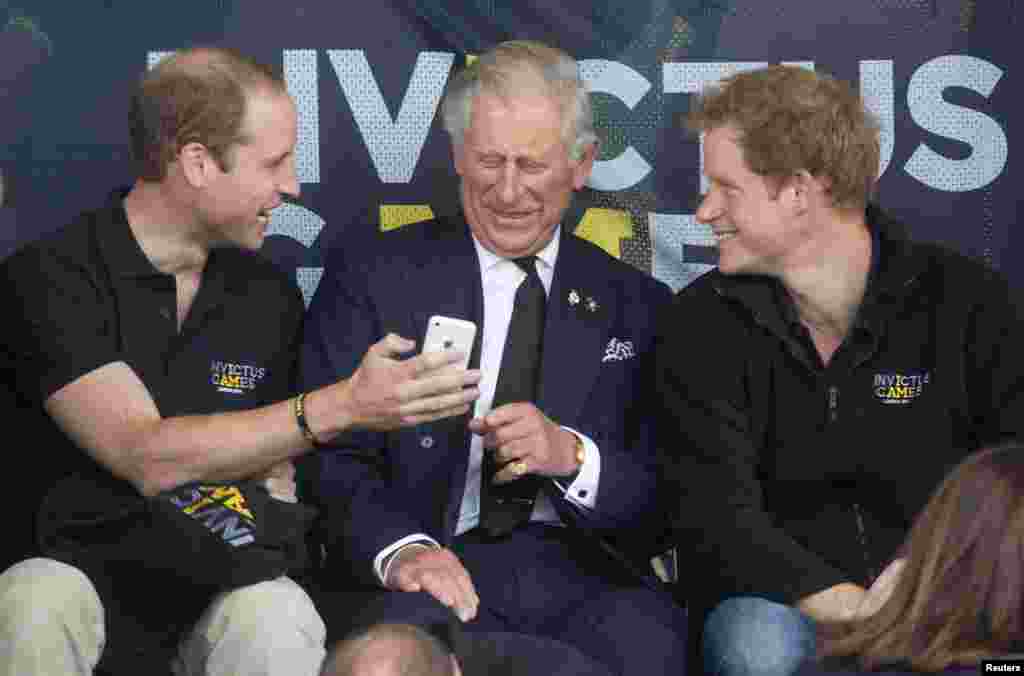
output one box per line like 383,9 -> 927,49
479,256 -> 546,537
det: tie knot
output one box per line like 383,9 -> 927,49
511,256 -> 536,275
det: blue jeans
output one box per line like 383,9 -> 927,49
703,597 -> 816,676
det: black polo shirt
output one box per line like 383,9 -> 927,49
0,187 -> 304,575
1,189 -> 306,668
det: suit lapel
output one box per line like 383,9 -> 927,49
538,230 -> 613,426
400,218 -> 483,544
402,220 -> 483,346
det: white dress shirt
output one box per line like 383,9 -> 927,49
374,228 -> 602,584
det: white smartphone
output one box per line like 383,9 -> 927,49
422,315 -> 477,370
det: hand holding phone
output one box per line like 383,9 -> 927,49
422,315 -> 477,371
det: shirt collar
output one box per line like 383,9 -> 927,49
471,225 -> 560,277
715,205 -> 919,339
773,225 -> 881,333
97,188 -> 168,280
96,188 -> 236,314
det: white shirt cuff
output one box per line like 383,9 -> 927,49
373,533 -> 440,586
552,426 -> 600,509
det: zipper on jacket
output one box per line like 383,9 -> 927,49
853,502 -> 879,584
830,388 -> 879,583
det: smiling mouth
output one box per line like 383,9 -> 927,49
713,230 -> 737,242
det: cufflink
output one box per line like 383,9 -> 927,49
572,434 -> 585,468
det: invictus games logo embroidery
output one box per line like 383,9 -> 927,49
167,485 -> 257,548
210,361 -> 267,394
874,371 -> 931,405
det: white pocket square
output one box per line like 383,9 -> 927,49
602,338 -> 635,363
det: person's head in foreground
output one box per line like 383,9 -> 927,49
320,623 -> 460,676
824,442 -> 1024,670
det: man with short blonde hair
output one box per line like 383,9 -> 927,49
0,46 -> 479,676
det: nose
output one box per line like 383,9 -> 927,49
279,155 -> 300,201
496,163 -> 523,204
694,189 -> 720,224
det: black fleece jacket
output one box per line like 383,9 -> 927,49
655,205 -> 1024,606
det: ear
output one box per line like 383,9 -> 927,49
571,141 -> 598,191
786,170 -> 828,214
177,142 -> 215,189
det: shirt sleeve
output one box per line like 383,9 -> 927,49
964,263 -> 1024,446
374,534 -> 441,585
1,241 -> 121,404
551,426 -> 600,509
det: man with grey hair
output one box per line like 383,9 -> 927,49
302,40 -> 687,674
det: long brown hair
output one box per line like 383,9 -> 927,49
823,442 -> 1024,670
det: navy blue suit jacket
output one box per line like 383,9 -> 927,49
300,217 -> 673,586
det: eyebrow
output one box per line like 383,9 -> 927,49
475,150 -> 548,166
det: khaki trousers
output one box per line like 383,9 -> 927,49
0,558 -> 326,676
